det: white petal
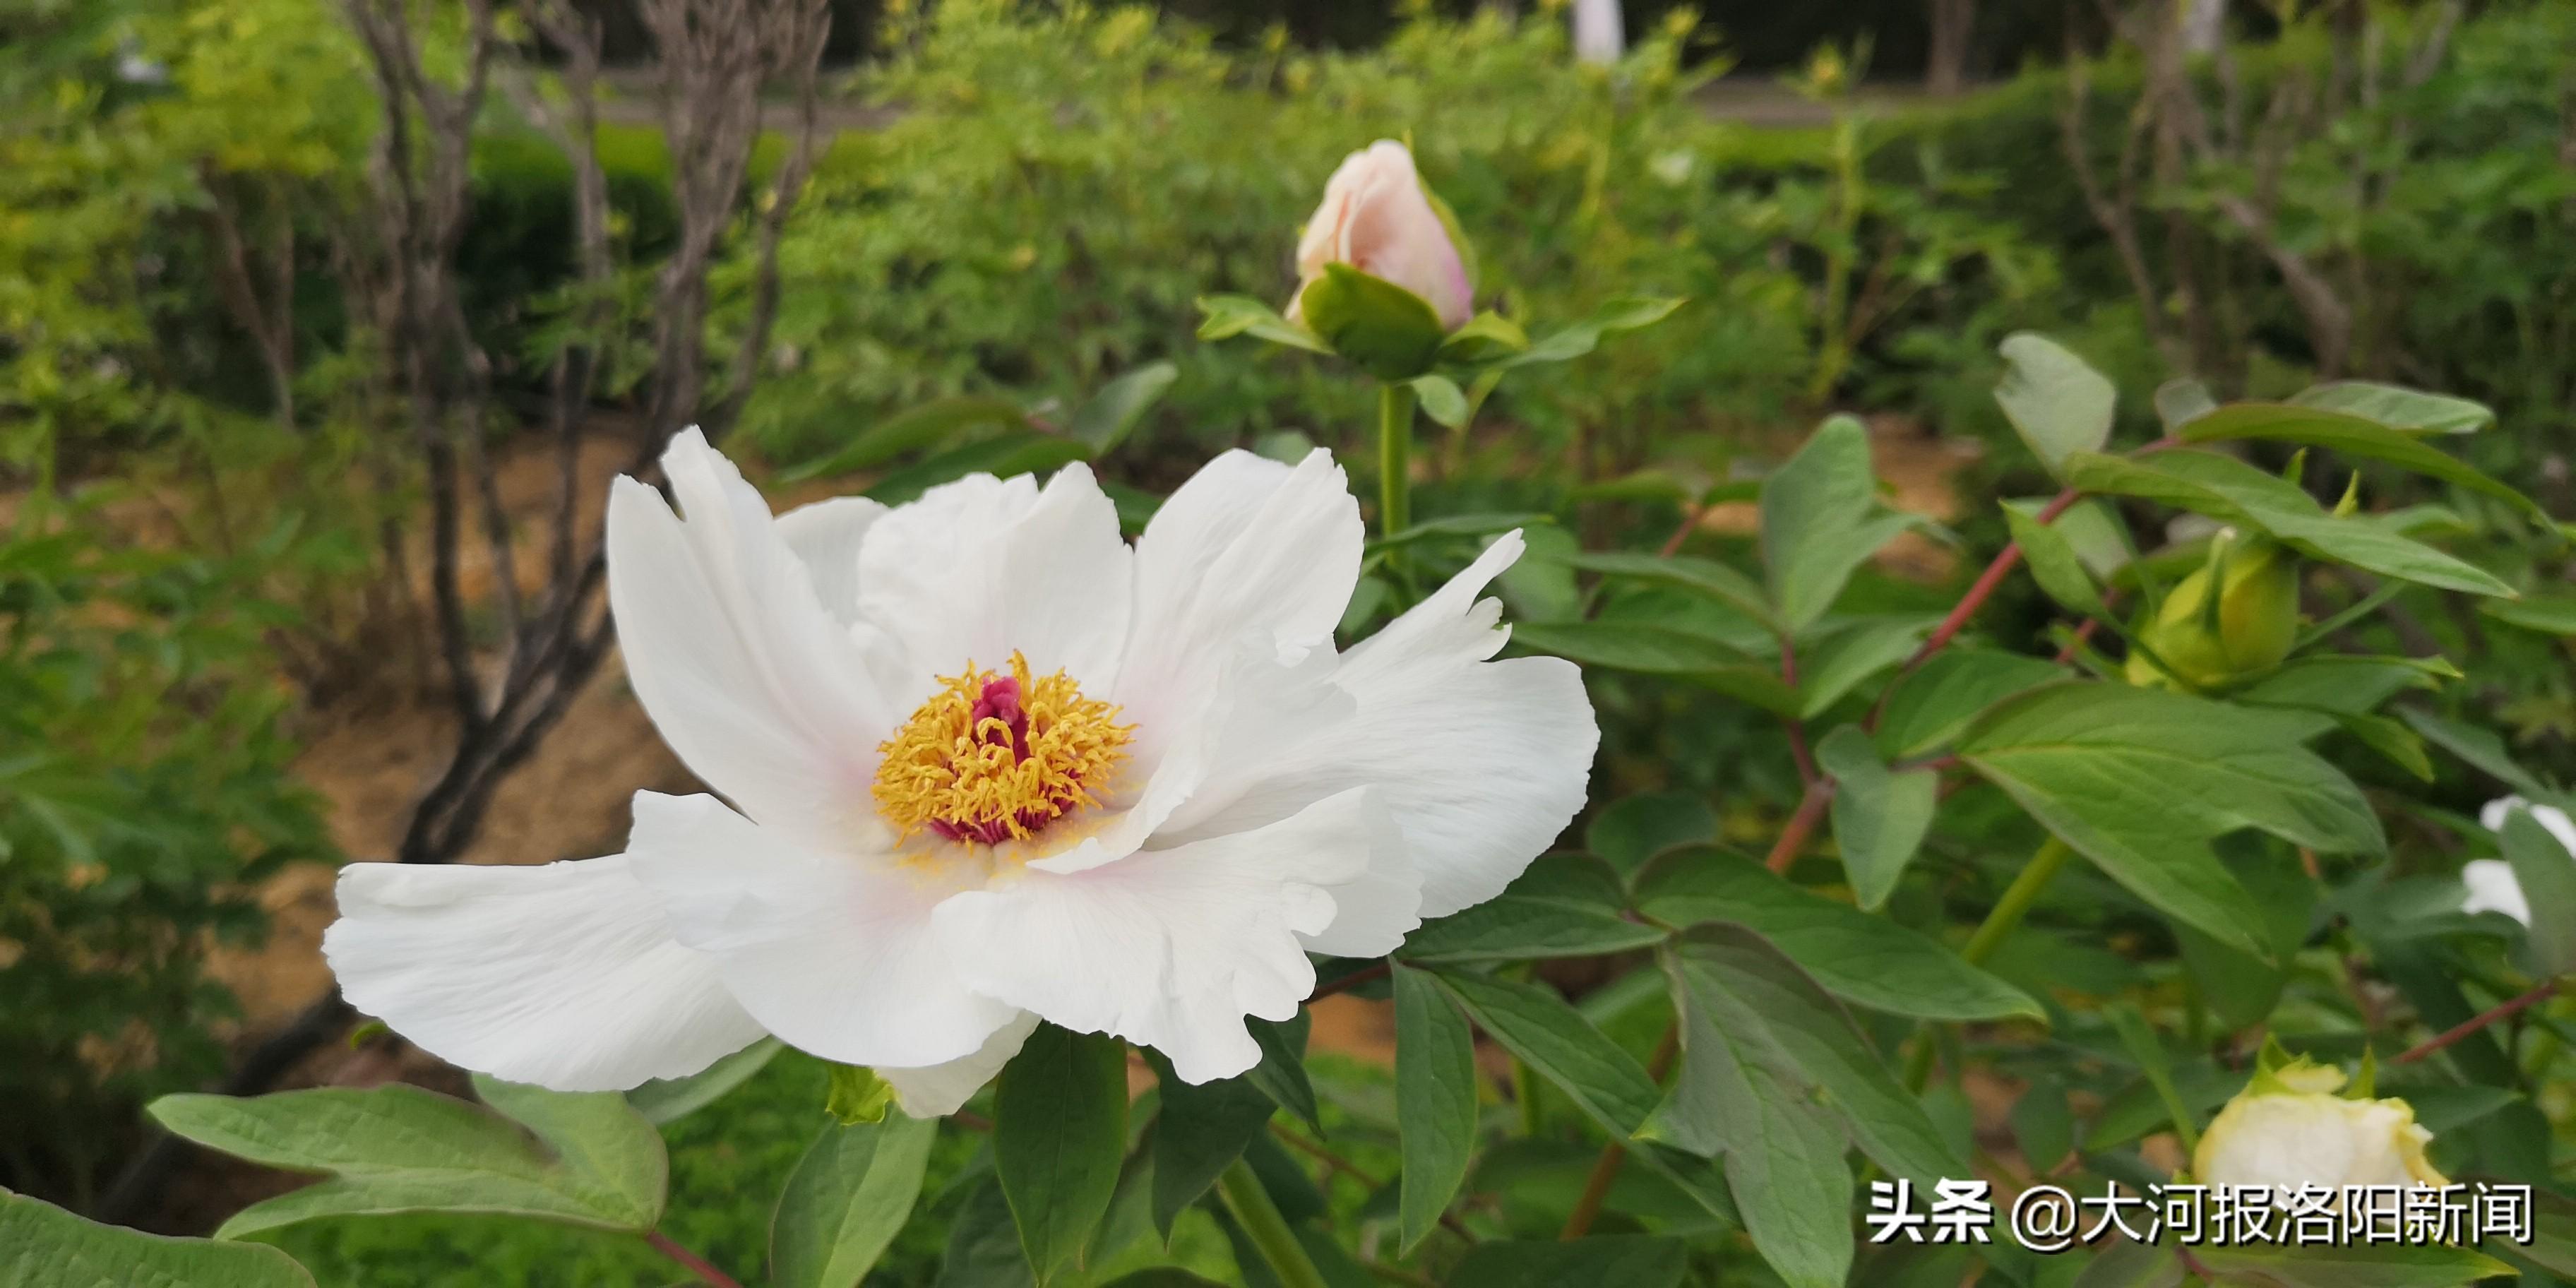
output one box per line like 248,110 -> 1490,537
2460,859 -> 2534,926
1114,449 -> 1361,770
854,465 -> 1133,703
773,495 -> 886,626
1164,533 -> 1597,918
607,431 -> 900,843
624,792 -> 1018,1069
878,1010 -> 1039,1118
934,788 -> 1387,1083
323,857 -> 767,1092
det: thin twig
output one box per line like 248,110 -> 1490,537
645,1229 -> 745,1288
2395,980 -> 2560,1066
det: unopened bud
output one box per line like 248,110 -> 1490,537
2124,531 -> 2300,690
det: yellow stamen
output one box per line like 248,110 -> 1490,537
871,652 -> 1131,845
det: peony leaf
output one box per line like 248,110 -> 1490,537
1401,854 -> 1666,962
994,1025 -> 1128,1284
1242,1012 -> 1321,1134
1442,1236 -> 1690,1288
1815,725 -> 1939,911
148,1078 -> 667,1239
1391,964 -> 1478,1253
0,1188 -> 317,1287
1759,415 -> 1916,630
626,1038 -> 782,1126
768,1115 -> 936,1288
2178,402 -> 2539,518
1296,263 -> 1448,379
2289,381 -> 2494,434
1067,362 -> 1178,455
1143,1051 -> 1275,1241
1428,968 -> 1660,1137
1993,333 -> 2116,477
2501,805 -> 2576,978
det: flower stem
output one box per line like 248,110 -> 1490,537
1558,1026 -> 1679,1240
645,1230 -> 744,1288
2395,978 -> 2560,1066
1903,835 -> 2074,1094
1220,1156 -> 1332,1288
1378,381 -> 1417,540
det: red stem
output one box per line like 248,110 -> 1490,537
1765,780 -> 1833,874
645,1231 -> 744,1288
1902,486 -> 2082,673
1308,960 -> 1391,1001
2394,979 -> 2559,1065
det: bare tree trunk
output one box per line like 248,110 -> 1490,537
1926,0 -> 1976,95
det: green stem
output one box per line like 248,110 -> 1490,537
1903,835 -> 2075,1094
1960,835 -> 2074,967
1378,381 -> 1416,540
1219,1157 -> 1331,1288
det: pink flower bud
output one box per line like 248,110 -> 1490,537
1290,141 -> 1474,331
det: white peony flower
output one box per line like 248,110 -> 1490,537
2458,796 -> 2576,926
323,431 -> 1595,1114
2193,1061 -> 2446,1206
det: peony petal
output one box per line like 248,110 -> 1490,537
878,1010 -> 1039,1118
624,792 -> 1018,1069
934,788 -> 1387,1083
1161,532 -> 1597,919
607,431 -> 901,844
854,465 -> 1133,705
2460,858 -> 2534,926
1114,449 -> 1361,773
324,857 -> 768,1092
773,495 -> 886,627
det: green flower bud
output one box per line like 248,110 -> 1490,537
2124,530 -> 2300,691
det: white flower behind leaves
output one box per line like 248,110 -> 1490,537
2458,796 -> 2576,926
2193,1058 -> 2446,1207
323,431 -> 1596,1113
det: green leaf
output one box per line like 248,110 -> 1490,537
1586,792 -> 1717,876
1426,969 -> 1660,1136
2177,402 -> 2539,519
1503,296 -> 1684,369
2010,1078 -> 2075,1174
2501,804 -> 2576,978
1393,964 -> 1479,1253
1872,649 -> 2069,759
2396,707 -> 2553,797
994,1025 -> 1129,1284
1993,333 -> 2116,476
1401,854 -> 1666,962
1957,682 -> 2383,954
2481,591 -> 2576,636
779,395 -> 1030,482
769,1115 -> 938,1288
2154,378 -> 2218,432
1437,310 -> 1531,364
1544,549 -> 1777,628
2192,1241 -> 2514,1287
939,1175 -> 1035,1288
865,431 -> 1093,508
0,1188 -> 318,1287
2290,381 -> 2494,434
1760,415 -> 1913,630
2070,1236 -> 2183,1288
1816,725 -> 1938,910
148,1079 -> 667,1239
1296,263 -> 1448,379
2232,655 -> 2446,717
2105,1006 -> 2199,1155
1369,511 -> 1553,551
1243,1013 -> 1321,1134
823,1063 -> 897,1125
1145,1051 -> 1275,1241
1508,621 -> 1799,714
2062,450 -> 2514,597
1796,616 -> 1935,717
626,1037 -> 783,1125
1099,1272 -> 1231,1288
1441,1236 -> 1688,1288
2176,845 -> 2317,1030
2003,503 -> 2106,617
1643,939 -> 1854,1288
1633,847 -> 2044,1022
1409,374 -> 1470,428
1068,362 -> 1179,455
1194,294 -> 1331,354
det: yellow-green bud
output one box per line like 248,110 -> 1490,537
2125,530 -> 2300,691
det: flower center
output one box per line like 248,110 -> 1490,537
871,652 -> 1132,846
